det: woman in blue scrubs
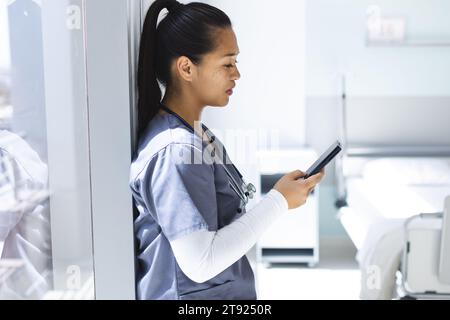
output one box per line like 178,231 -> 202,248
129,0 -> 324,300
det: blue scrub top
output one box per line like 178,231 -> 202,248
129,111 -> 256,300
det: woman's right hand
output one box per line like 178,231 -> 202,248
273,170 -> 324,210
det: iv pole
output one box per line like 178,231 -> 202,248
335,74 -> 348,208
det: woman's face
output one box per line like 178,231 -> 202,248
191,28 -> 241,107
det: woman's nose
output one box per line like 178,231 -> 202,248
232,66 -> 241,81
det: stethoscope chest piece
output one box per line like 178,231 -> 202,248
244,182 -> 256,200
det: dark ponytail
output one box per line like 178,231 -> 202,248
137,0 -> 232,141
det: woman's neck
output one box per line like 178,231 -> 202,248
161,92 -> 205,129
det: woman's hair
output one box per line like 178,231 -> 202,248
137,0 -> 232,139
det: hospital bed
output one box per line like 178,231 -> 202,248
337,153 -> 450,299
334,93 -> 450,299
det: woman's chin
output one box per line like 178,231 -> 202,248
221,95 -> 232,106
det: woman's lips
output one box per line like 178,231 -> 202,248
226,89 -> 233,96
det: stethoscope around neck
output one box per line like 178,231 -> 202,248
160,103 -> 256,205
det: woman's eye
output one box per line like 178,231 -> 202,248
225,61 -> 238,69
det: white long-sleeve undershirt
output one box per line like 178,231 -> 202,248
169,189 -> 288,283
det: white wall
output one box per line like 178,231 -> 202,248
306,0 -> 450,151
306,0 -> 450,97
306,0 -> 450,154
201,0 -> 307,152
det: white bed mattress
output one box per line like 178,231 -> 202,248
339,157 -> 450,299
341,178 -> 450,249
340,157 -> 450,248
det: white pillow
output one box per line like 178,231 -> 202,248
362,158 -> 450,186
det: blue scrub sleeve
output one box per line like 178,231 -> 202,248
142,143 -> 218,241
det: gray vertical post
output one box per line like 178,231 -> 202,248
84,0 -> 136,299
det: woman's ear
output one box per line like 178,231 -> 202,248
175,56 -> 195,82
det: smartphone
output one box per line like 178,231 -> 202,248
303,141 -> 342,179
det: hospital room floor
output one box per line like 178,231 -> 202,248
254,238 -> 361,300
